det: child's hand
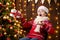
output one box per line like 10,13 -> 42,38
37,21 -> 45,26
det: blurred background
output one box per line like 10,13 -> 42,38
0,0 -> 60,40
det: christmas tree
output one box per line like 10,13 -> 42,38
0,0 -> 26,40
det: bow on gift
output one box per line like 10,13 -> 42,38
10,9 -> 21,18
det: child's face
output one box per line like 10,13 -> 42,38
37,10 -> 47,17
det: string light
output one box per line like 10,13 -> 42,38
56,26 -> 59,29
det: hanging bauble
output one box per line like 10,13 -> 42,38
47,0 -> 51,6
41,0 -> 45,4
35,0 -> 38,4
28,0 -> 30,2
54,0 -> 57,4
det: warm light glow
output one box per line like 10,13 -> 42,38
4,32 -> 7,35
48,36 -> 51,39
48,13 -> 50,16
32,8 -> 34,11
24,5 -> 26,7
30,17 -> 33,20
14,34 -> 17,37
24,1 -> 26,3
56,36 -> 58,38
55,30 -> 58,33
14,23 -> 16,25
56,26 -> 59,29
57,22 -> 59,24
20,9 -> 22,12
10,27 -> 13,29
32,4 -> 35,6
0,27 -> 2,29
6,2 -> 9,5
49,8 -> 53,10
3,16 -> 7,19
19,31 -> 22,34
55,17 -> 58,20
24,9 -> 26,11
57,3 -> 60,6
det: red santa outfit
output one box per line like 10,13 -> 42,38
10,6 -> 55,40
20,16 -> 55,40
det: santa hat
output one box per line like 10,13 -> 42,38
37,6 -> 49,14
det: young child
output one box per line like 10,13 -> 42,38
19,6 -> 55,40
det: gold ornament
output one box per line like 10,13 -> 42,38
6,16 -> 9,19
6,7 -> 9,10
4,32 -> 7,35
14,34 -> 17,37
19,31 -> 22,34
14,23 -> 17,25
6,2 -> 9,6
3,16 -> 7,19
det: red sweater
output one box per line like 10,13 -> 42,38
21,17 -> 55,40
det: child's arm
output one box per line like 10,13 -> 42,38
20,17 -> 33,29
45,21 -> 55,34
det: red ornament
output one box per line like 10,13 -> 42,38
0,33 -> 3,37
7,19 -> 12,23
6,37 -> 11,40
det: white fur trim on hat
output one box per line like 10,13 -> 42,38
37,6 -> 49,14
11,9 -> 17,13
